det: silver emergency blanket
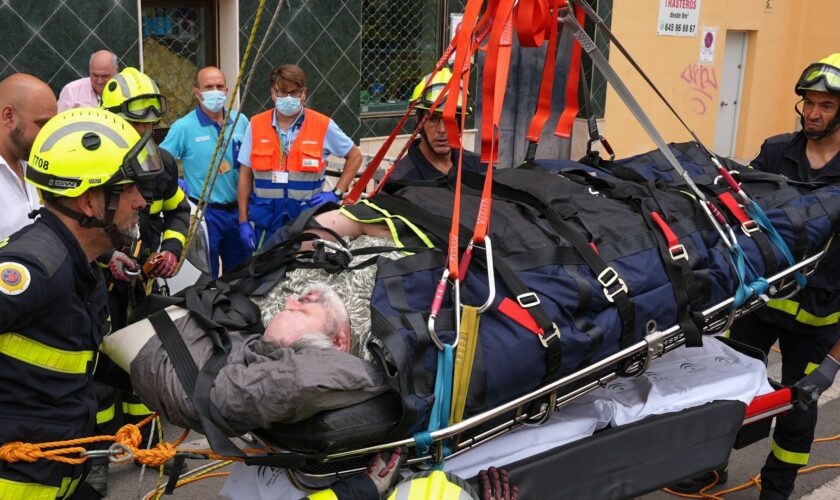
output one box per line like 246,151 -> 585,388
219,337 -> 773,498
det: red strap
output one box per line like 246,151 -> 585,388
514,0 -> 549,48
444,0 -> 485,151
718,192 -> 750,225
525,0 -> 561,143
650,211 -> 680,249
745,388 -> 791,420
480,0 -> 515,164
498,297 -> 543,334
554,5 -> 585,138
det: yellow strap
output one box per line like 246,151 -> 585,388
308,489 -> 339,500
122,401 -> 153,417
771,438 -> 810,465
339,200 -> 436,250
766,299 -> 840,327
450,305 -> 481,424
0,333 -> 93,374
0,477 -> 59,500
162,229 -> 187,246
162,188 -> 186,211
96,403 -> 116,425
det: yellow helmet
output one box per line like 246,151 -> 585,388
386,470 -> 478,500
410,68 -> 471,115
26,107 -> 163,198
795,53 -> 840,96
101,67 -> 167,122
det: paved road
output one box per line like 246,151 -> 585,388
104,348 -> 840,499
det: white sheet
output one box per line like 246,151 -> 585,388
220,338 -> 773,499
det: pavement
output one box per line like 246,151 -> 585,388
102,346 -> 840,499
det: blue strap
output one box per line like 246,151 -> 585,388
745,200 -> 808,287
729,243 -> 770,309
413,344 -> 454,465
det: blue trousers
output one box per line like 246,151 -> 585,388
204,205 -> 252,279
249,195 -> 308,250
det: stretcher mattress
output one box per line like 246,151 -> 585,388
219,337 -> 773,499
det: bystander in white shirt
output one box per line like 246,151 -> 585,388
0,153 -> 41,239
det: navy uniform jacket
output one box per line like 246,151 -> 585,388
0,208 -> 110,496
753,131 -> 840,333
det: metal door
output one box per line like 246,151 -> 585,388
714,31 -> 748,157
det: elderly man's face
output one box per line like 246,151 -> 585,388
264,289 -> 332,347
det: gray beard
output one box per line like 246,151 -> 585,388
121,223 -> 140,241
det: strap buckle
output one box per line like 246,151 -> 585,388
597,266 -> 628,303
517,292 -> 541,308
668,244 -> 688,262
539,322 -> 561,348
741,219 -> 760,237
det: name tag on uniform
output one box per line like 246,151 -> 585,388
302,158 -> 320,168
195,135 -> 211,142
272,171 -> 289,184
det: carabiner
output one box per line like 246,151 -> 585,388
428,269 -> 454,350
460,237 -> 496,314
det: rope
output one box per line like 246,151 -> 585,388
144,460 -> 234,500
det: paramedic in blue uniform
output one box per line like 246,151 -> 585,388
161,66 -> 252,279
730,53 -> 840,500
0,108 -> 159,499
236,64 -> 363,251
386,68 -> 485,186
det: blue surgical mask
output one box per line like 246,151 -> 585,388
201,90 -> 226,113
275,96 -> 302,116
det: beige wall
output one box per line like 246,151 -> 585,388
603,0 -> 837,161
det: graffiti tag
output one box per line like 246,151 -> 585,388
680,64 -> 718,115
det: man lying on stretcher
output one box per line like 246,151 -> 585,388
101,209 -> 396,434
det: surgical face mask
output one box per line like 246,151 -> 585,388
201,90 -> 227,113
275,96 -> 302,116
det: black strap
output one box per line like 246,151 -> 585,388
149,310 -> 199,398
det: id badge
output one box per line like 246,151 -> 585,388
272,171 -> 289,184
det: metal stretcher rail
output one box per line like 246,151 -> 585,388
269,250 -> 825,481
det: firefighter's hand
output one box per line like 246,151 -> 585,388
364,447 -> 406,496
479,467 -> 518,500
794,355 -> 840,409
239,221 -> 256,250
144,251 -> 178,278
108,251 -> 140,281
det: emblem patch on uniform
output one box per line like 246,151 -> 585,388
0,262 -> 30,295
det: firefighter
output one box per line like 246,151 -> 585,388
0,108 -> 158,499
84,67 -> 191,495
236,64 -> 363,252
386,68 -> 485,186
730,53 -> 840,500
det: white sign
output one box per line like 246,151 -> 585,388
699,27 -> 717,63
657,0 -> 701,37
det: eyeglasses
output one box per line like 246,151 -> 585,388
272,87 -> 304,98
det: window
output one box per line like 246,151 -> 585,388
141,0 -> 217,127
361,0 -> 447,116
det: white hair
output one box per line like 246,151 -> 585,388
299,282 -> 350,339
90,51 -> 118,70
289,332 -> 336,352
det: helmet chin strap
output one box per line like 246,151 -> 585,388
50,188 -> 134,250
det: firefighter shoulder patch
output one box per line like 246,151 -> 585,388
0,262 -> 31,295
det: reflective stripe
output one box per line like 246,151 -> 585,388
40,122 -> 128,152
112,73 -> 131,98
805,362 -> 820,375
0,477 -> 59,500
308,489 -> 339,500
252,170 -> 324,199
766,299 -> 840,327
162,229 -> 186,246
122,401 -> 153,416
96,403 -> 116,424
57,476 -> 81,500
0,333 -> 93,374
149,199 -> 164,214
340,200 -> 435,250
162,188 -> 186,211
771,438 -> 810,465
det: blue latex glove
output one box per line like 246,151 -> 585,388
309,190 -> 340,207
177,178 -> 190,199
239,221 -> 256,250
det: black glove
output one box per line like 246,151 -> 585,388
795,354 -> 840,409
479,467 -> 518,500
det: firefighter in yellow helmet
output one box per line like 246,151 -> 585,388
0,108 -> 156,499
385,68 -> 485,187
692,53 -> 840,500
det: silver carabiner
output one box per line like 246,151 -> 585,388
461,237 -> 496,314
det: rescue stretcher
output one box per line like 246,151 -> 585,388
225,250 -> 824,499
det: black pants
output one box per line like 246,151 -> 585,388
730,312 -> 840,498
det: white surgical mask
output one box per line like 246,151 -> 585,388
201,90 -> 226,113
275,96 -> 302,116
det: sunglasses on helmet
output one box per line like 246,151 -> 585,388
797,63 -> 840,94
106,94 -> 168,121
105,129 -> 164,186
